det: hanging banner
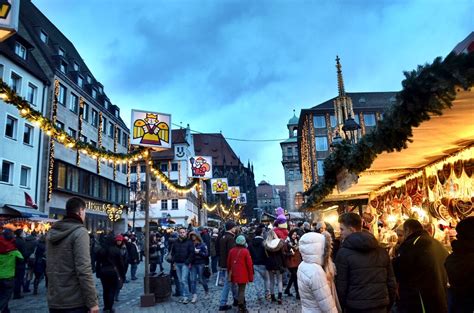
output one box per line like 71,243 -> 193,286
188,156 -> 212,178
131,110 -> 171,150
236,193 -> 247,204
211,178 -> 229,194
227,186 -> 241,200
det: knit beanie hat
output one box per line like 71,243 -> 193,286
115,234 -> 124,241
275,207 -> 284,216
456,216 -> 474,240
225,220 -> 236,231
235,235 -> 246,246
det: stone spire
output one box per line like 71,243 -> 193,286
336,55 -> 345,97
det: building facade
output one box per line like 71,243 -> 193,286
19,0 -> 130,232
280,111 -> 304,211
256,180 -> 282,215
0,33 -> 49,214
298,57 -> 397,192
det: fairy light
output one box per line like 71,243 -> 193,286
76,97 -> 84,166
113,124 -> 118,180
97,112 -> 103,174
47,80 -> 60,202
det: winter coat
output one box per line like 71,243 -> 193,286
190,232 -> 209,265
46,217 -> 98,309
128,242 -> 140,265
445,238 -> 474,313
201,229 -> 211,253
297,233 -> 338,313
393,230 -> 449,313
335,231 -> 396,312
210,234 -> 218,257
274,227 -> 289,240
248,236 -> 268,266
34,240 -> 46,274
284,239 -> 302,269
171,237 -> 194,265
0,249 -> 23,279
227,246 -> 254,284
264,238 -> 286,272
219,231 -> 236,268
96,244 -> 125,281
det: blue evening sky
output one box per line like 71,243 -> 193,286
34,0 -> 473,185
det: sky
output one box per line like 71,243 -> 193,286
34,0 -> 473,185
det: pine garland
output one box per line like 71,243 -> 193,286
303,52 -> 474,209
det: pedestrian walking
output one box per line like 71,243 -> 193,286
46,197 -> 99,313
284,228 -> 302,299
149,235 -> 161,274
95,234 -> 125,313
445,216 -> 474,313
167,231 -> 181,297
393,219 -> 449,313
33,235 -> 46,295
171,227 -> 194,304
13,229 -> 27,299
218,221 -> 239,311
22,232 -> 37,294
248,226 -> 269,301
335,213 -> 396,313
210,228 -> 219,274
297,232 -> 339,313
227,235 -> 254,313
0,229 -> 24,313
114,235 -> 128,302
128,236 -> 140,280
189,231 -> 209,303
264,229 -> 286,304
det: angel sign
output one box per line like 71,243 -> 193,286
131,110 -> 171,149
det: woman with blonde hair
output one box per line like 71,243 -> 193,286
264,229 -> 286,304
297,231 -> 341,313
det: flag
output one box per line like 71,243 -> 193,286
24,192 -> 38,209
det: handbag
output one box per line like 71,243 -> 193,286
228,249 -> 243,282
203,265 -> 211,278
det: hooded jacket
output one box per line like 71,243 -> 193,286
219,231 -> 236,268
46,216 -> 98,309
335,231 -> 396,312
297,233 -> 338,313
171,234 -> 194,265
393,230 -> 449,313
248,236 -> 267,266
264,237 -> 285,272
189,231 -> 209,265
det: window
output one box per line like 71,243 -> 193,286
130,166 -> 137,174
56,163 -> 66,189
353,114 -> 360,125
364,113 -> 376,127
10,72 -> 22,93
67,128 -> 77,138
5,115 -> 17,138
91,89 -> 97,99
80,135 -> 87,142
289,169 -> 294,180
161,200 -> 168,210
160,181 -> 168,190
91,109 -> 98,127
117,128 -> 121,144
15,42 -> 27,60
55,120 -> 64,130
313,115 -> 326,128
104,100 -> 109,109
315,136 -> 328,151
140,165 -> 146,173
171,163 -> 178,171
86,75 -> 92,84
40,30 -> 48,43
102,117 -> 107,134
20,166 -> 30,187
58,84 -> 66,106
172,199 -> 178,210
59,61 -> 67,73
73,62 -> 79,71
108,122 -> 114,138
122,133 -> 127,147
121,164 -> 127,174
98,86 -> 103,93
0,64 -> 4,81
69,93 -> 78,113
317,160 -> 325,176
82,103 -> 89,122
58,47 -> 65,56
287,147 -> 292,156
27,83 -> 37,106
90,140 -> 97,147
330,114 -> 337,127
160,163 -> 168,172
77,76 -> 83,88
23,124 -> 33,145
1,160 -> 13,183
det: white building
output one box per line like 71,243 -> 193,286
0,34 -> 49,216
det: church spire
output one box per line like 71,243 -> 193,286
336,55 -> 345,97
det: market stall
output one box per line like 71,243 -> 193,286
0,205 -> 56,234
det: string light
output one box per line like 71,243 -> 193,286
47,80 -> 59,202
76,97 -> 84,166
149,163 -> 199,194
97,112 -> 103,174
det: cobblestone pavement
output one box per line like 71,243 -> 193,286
9,262 -> 302,313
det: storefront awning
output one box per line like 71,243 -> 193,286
1,205 -> 48,218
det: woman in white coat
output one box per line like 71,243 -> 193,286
297,231 -> 341,313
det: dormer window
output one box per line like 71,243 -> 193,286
77,75 -> 83,88
59,61 -> 67,73
104,100 -> 109,109
390,96 -> 397,103
91,88 -> 97,99
359,97 -> 366,103
98,86 -> 103,93
86,75 -> 92,84
73,62 -> 79,71
40,30 -> 48,43
15,42 -> 27,60
58,47 -> 65,57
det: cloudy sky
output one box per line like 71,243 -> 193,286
35,0 -> 473,185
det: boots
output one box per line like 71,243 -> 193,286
284,288 -> 293,296
238,303 -> 248,313
277,292 -> 282,305
271,294 -> 276,302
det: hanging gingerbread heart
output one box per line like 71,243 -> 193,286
443,163 -> 451,180
464,159 -> 473,177
454,160 -> 463,178
438,169 -> 446,185
428,176 -> 437,191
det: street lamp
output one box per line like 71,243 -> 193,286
342,114 -> 361,144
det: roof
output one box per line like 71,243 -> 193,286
288,113 -> 299,125
193,133 -> 241,167
452,32 -> 474,54
308,92 -> 398,112
0,33 -> 48,84
151,129 -> 188,160
281,137 -> 298,144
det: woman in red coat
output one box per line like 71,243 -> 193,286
227,235 -> 254,313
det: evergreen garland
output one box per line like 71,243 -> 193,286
303,52 -> 474,209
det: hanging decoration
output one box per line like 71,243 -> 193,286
113,123 -> 118,180
97,112 -> 103,174
150,163 -> 199,194
127,137 -> 131,187
76,97 -> 84,166
131,110 -> 171,149
227,186 -> 241,200
47,80 -> 59,202
211,178 -> 229,194
188,156 -> 212,178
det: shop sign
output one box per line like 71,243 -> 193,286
85,200 -> 124,215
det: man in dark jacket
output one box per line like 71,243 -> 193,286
46,197 -> 99,313
335,213 -> 396,313
218,220 -> 238,311
128,236 -> 140,280
171,227 -> 194,304
13,229 -> 27,299
393,219 -> 449,313
248,227 -> 268,300
445,216 -> 474,313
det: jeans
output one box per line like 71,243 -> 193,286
211,256 -> 219,273
170,266 -> 181,296
267,270 -> 283,295
0,278 -> 15,313
13,263 -> 25,297
253,265 -> 269,299
130,264 -> 138,279
190,264 -> 209,294
100,275 -> 118,311
175,263 -> 190,299
219,270 -> 237,306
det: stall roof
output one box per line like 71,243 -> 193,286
325,89 -> 474,202
1,205 -> 48,218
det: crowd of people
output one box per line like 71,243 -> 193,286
0,196 -> 473,313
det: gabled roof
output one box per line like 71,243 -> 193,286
151,129 -> 188,160
193,133 -> 241,167
308,91 -> 398,112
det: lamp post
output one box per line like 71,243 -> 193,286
342,114 -> 361,145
